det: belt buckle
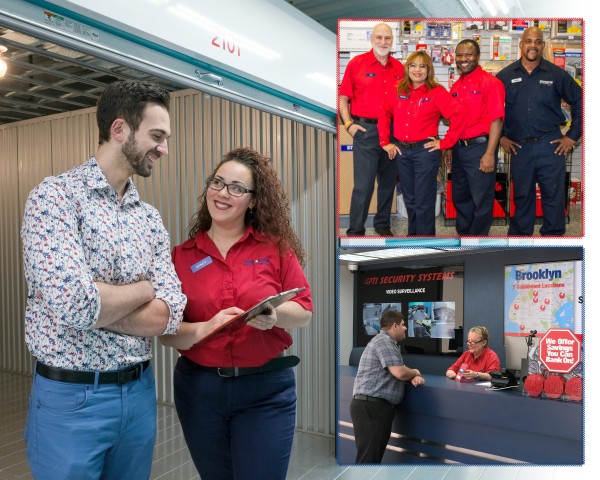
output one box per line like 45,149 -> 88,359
217,367 -> 237,378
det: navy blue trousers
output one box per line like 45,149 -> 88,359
347,122 -> 397,235
451,141 -> 498,236
174,356 -> 297,480
395,142 -> 440,236
508,132 -> 566,236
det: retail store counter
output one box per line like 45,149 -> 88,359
338,365 -> 583,464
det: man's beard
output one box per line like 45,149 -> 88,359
122,133 -> 153,178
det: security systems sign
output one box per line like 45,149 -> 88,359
538,328 -> 581,374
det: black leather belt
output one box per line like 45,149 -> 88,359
36,360 -> 150,386
352,116 -> 378,124
397,139 -> 427,149
192,355 -> 300,378
520,134 -> 549,143
457,135 -> 488,146
353,394 -> 395,407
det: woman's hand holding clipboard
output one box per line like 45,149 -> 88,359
201,287 -> 306,341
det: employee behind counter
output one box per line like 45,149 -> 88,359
446,325 -> 500,382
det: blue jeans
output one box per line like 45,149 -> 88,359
25,364 -> 157,480
174,356 -> 297,480
508,132 -> 566,236
347,122 -> 397,234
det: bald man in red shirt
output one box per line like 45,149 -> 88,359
339,23 -> 404,236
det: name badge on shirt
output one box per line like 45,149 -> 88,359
190,256 -> 213,273
511,78 -> 522,83
365,73 -> 377,77
540,80 -> 554,86
399,94 -> 410,99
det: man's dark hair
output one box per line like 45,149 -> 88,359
96,80 -> 170,144
456,39 -> 481,56
380,310 -> 404,330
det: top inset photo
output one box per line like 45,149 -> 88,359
337,19 -> 583,239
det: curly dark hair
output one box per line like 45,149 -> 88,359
188,147 -> 306,265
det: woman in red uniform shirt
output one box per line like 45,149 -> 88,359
446,326 -> 500,382
379,50 -> 466,236
160,147 -> 313,480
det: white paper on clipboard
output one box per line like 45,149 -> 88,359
202,287 -> 306,340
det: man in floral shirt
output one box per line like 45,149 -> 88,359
21,80 -> 186,480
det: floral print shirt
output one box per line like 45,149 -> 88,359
21,157 -> 186,370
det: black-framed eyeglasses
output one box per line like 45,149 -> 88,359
209,177 -> 255,197
466,339 -> 484,345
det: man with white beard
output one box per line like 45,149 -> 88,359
339,23 -> 404,236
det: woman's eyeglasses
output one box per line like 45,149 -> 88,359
209,177 -> 255,197
466,339 -> 484,345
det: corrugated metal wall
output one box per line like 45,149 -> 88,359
0,88 -> 336,436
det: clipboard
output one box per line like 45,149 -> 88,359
202,287 -> 306,341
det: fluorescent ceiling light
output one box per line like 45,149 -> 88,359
339,248 -> 450,264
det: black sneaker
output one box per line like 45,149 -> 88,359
374,227 -> 394,236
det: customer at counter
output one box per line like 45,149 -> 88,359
350,310 -> 425,463
446,326 -> 500,382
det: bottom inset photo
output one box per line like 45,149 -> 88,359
337,246 -> 583,466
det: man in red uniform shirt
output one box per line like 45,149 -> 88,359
445,39 -> 505,236
339,23 -> 404,236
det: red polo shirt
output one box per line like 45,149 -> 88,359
172,226 -> 313,367
339,49 -> 404,119
449,65 -> 505,139
447,347 -> 501,374
378,83 -> 467,149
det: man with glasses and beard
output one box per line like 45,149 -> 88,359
21,80 -> 186,480
497,26 -> 582,236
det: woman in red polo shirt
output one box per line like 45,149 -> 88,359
446,326 -> 501,382
160,147 -> 313,480
379,50 -> 466,236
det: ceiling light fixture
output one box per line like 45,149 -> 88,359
0,46 -> 8,78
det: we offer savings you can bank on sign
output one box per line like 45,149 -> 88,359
538,328 -> 581,374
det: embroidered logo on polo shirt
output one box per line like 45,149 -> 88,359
190,256 -> 213,272
243,258 -> 269,266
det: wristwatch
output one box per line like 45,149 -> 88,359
475,372 -> 480,380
